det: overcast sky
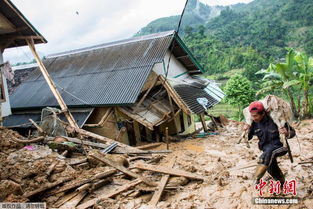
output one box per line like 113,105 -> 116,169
3,0 -> 253,63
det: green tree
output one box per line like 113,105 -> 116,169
224,74 -> 255,120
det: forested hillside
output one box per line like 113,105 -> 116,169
136,0 -> 313,84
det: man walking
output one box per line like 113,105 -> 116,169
244,101 -> 295,185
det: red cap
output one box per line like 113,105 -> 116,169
249,101 -> 264,113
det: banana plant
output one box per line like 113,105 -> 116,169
293,51 -> 313,117
255,48 -> 300,117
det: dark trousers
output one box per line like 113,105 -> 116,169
259,145 -> 288,183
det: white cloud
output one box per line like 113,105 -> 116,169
3,0 -> 253,63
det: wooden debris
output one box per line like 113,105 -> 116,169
74,128 -> 144,153
149,158 -> 176,206
113,150 -> 172,155
90,178 -> 112,192
54,191 -> 79,208
165,127 -> 169,150
29,119 -> 45,134
10,136 -> 45,144
67,158 -> 87,165
52,169 -> 116,194
76,179 -> 142,209
136,143 -> 162,150
89,154 -> 157,187
59,191 -> 87,209
133,163 -> 205,181
83,108 -> 112,127
299,161 -> 313,165
62,136 -> 107,149
23,177 -> 72,198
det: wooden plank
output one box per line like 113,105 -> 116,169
26,39 -> 78,129
54,191 -> 79,208
136,143 -> 162,150
64,137 -> 107,149
59,191 -> 87,209
165,127 -> 169,150
89,154 -> 157,187
113,150 -> 172,155
83,108 -> 112,127
118,107 -> 155,130
74,127 -> 144,153
133,163 -> 205,181
51,169 -> 116,194
159,75 -> 190,114
29,119 -> 45,134
149,159 -> 176,206
23,177 -> 72,198
134,75 -> 159,112
199,113 -> 208,132
76,179 -> 142,209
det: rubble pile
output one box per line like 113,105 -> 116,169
0,119 -> 312,208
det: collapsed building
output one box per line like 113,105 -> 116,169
5,31 -> 224,145
0,0 -> 46,122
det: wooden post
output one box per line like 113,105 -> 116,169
165,127 -> 169,150
199,113 -> 208,132
168,94 -> 179,135
26,38 -> 79,129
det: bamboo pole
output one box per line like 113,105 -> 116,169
26,38 -> 79,129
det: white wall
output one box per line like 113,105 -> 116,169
152,50 -> 189,79
0,52 -> 12,117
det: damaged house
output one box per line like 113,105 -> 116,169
0,0 -> 46,122
4,30 -> 224,145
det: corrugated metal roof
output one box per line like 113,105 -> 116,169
10,32 -> 175,110
3,108 -> 94,128
171,77 -> 225,114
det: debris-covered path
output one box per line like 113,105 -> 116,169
0,120 -> 312,209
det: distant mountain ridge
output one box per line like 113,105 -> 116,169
135,0 -> 226,36
135,0 -> 313,84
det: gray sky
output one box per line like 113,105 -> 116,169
3,0 -> 253,63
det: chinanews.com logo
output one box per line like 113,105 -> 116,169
253,179 -> 299,205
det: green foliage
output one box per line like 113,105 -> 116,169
224,74 -> 255,120
258,48 -> 313,117
224,74 -> 255,107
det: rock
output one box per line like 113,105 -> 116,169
167,177 -> 189,187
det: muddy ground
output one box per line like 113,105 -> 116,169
0,120 -> 312,208
129,120 -> 313,209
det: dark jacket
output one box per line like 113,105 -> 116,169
248,114 -> 283,151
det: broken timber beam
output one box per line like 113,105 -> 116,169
133,163 -> 205,181
113,150 -> 172,155
83,108 -> 112,127
89,154 -> 157,187
74,128 -> 144,153
76,179 -> 142,209
149,158 -> 176,206
134,75 -> 160,113
29,119 -> 45,134
61,136 -> 108,149
136,143 -> 162,150
11,136 -> 45,144
199,113 -> 208,132
51,169 -> 116,194
23,177 -> 72,198
26,38 -> 79,129
159,75 -> 190,115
